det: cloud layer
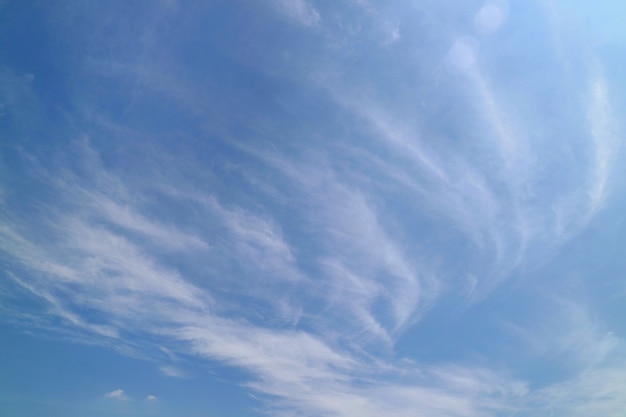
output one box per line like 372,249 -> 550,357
1,1 -> 625,416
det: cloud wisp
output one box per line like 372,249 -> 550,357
0,141 -> 501,416
1,1 -> 625,416
0,134 -> 622,416
105,389 -> 128,401
267,0 -> 320,27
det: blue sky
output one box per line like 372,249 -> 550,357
1,0 -> 626,416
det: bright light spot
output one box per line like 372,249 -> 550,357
474,0 -> 508,34
447,37 -> 479,72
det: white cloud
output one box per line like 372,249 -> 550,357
268,0 -> 320,27
586,75 -> 618,214
105,389 -> 128,400
0,140 -> 531,417
4,86 -> 620,411
236,149 -> 441,337
314,81 -> 529,296
504,295 -> 623,371
160,311 -> 527,417
159,365 -> 187,379
94,196 -> 210,252
1,2 -> 624,413
205,195 -> 303,283
147,395 -> 157,401
314,34 -> 620,304
528,364 -> 626,417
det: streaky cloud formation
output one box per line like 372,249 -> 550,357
1,1 -> 626,416
269,0 -> 321,27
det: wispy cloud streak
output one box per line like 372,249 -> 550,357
1,1 -> 625,416
267,0 -> 320,27
586,76 -> 618,214
0,143 -> 517,416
